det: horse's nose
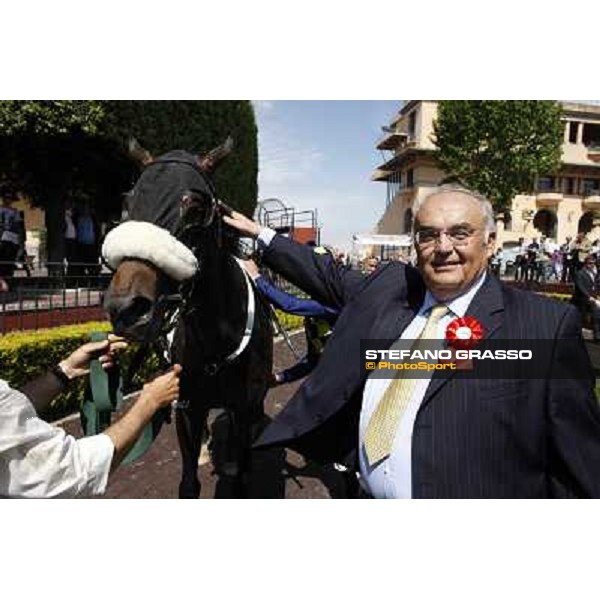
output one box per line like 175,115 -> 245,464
104,293 -> 154,334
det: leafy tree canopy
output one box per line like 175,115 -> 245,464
0,101 -> 258,264
432,100 -> 563,211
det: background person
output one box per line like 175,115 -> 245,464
513,237 -> 527,281
64,199 -> 78,276
560,236 -> 574,283
571,253 -> 600,342
1,336 -> 182,498
490,247 -> 502,276
0,200 -> 22,278
361,255 -> 379,275
76,203 -> 101,276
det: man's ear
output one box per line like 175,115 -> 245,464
486,231 -> 497,257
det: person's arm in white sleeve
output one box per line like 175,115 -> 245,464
0,336 -> 182,498
0,366 -> 182,498
0,384 -> 115,498
257,227 -> 277,246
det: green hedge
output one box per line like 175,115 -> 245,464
0,322 -> 112,420
0,322 -> 162,420
0,311 -> 301,421
273,310 -> 304,333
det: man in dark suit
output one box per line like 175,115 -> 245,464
571,253 -> 600,341
225,186 -> 600,498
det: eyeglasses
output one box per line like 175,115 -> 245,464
414,226 -> 480,248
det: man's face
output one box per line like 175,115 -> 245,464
414,192 -> 494,300
364,258 -> 378,274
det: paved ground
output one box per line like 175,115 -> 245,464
60,331 -> 351,499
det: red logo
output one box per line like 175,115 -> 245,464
445,316 -> 485,350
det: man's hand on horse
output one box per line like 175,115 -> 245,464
59,334 -> 128,379
139,364 -> 183,410
222,210 -> 262,238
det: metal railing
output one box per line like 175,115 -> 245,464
0,264 -> 112,334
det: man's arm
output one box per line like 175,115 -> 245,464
254,275 -> 338,318
0,366 -> 181,498
18,337 -> 126,413
241,259 -> 336,317
104,366 -> 181,469
547,306 -> 600,497
224,211 -> 364,310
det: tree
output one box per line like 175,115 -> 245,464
0,101 -> 258,271
432,101 -> 563,211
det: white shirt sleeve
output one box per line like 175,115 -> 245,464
0,381 -> 114,498
257,227 -> 277,246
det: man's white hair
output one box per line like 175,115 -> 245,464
412,184 -> 497,235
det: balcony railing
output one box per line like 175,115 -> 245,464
534,186 -> 600,198
376,132 -> 416,153
376,130 -> 407,150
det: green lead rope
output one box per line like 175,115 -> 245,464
80,331 -> 169,467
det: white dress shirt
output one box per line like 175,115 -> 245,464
358,272 -> 487,498
0,379 -> 114,498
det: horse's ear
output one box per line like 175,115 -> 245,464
128,138 -> 154,167
196,137 -> 234,173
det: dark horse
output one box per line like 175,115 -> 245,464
102,138 -> 273,498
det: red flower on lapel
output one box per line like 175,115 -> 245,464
445,316 -> 485,350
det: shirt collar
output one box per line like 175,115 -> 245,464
419,270 -> 488,318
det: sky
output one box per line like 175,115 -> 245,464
253,101 -> 400,251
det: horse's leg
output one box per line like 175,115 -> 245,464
230,407 -> 251,499
230,379 -> 270,498
175,399 -> 208,499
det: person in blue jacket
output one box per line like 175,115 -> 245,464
241,258 -> 338,385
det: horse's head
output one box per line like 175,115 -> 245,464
102,138 -> 234,342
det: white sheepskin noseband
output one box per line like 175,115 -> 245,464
102,221 -> 198,281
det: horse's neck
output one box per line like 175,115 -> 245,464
191,244 -> 247,349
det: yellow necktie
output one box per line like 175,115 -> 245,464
364,304 -> 449,466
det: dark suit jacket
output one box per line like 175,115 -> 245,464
255,235 -> 600,498
571,267 -> 600,313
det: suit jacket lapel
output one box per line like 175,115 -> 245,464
422,274 -> 505,404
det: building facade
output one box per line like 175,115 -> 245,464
373,101 -> 600,248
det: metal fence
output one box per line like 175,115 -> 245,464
0,264 -> 112,334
